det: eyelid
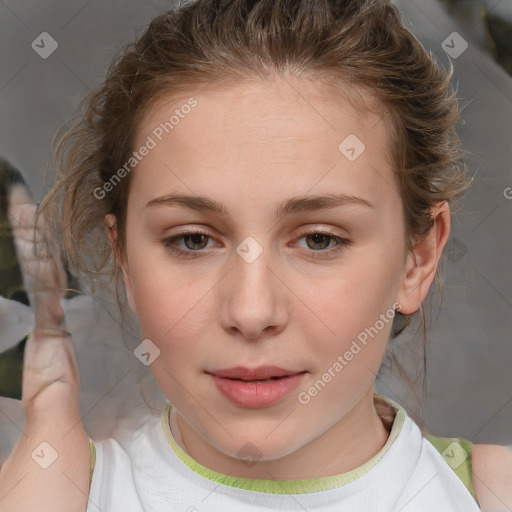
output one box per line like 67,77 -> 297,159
297,225 -> 341,236
162,224 -> 345,243
160,224 -> 352,260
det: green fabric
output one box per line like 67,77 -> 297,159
89,438 -> 96,485
425,434 -> 479,506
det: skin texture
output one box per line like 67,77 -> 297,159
106,75 -> 451,480
472,443 -> 512,511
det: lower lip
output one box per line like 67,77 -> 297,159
210,372 -> 306,408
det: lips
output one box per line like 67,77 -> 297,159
208,366 -> 303,380
207,366 -> 307,407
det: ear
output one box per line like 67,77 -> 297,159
104,214 -> 137,314
396,201 -> 451,315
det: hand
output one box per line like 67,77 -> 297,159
12,203 -> 78,415
0,202 -> 90,512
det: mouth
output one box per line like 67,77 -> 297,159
207,366 -> 305,380
206,366 -> 307,408
227,377 -> 284,383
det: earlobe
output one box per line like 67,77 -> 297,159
104,214 -> 137,314
396,201 -> 451,315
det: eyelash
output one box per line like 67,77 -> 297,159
161,228 -> 352,260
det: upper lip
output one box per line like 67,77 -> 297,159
208,366 -> 304,380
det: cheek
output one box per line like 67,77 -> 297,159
130,269 -> 210,403
294,246 -> 401,378
133,276 -> 204,341
126,250 -> 215,364
298,250 -> 401,332
125,246 -> 184,333
297,276 -> 394,408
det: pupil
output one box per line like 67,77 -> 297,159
187,234 -> 207,249
309,234 -> 329,250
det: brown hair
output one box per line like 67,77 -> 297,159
39,0 -> 470,419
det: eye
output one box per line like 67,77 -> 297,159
161,229 -> 215,259
295,229 -> 352,259
161,227 -> 352,260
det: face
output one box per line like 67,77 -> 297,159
110,75 -> 444,475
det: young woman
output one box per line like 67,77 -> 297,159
1,1 -> 511,510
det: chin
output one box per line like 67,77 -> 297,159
215,433 -> 303,465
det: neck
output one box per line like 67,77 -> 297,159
172,387 -> 395,480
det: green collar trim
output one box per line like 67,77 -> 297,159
425,435 -> 479,505
160,397 -> 406,494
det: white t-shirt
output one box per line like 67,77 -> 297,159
86,396 -> 481,511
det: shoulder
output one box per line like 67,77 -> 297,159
472,443 -> 512,511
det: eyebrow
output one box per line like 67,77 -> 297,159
145,193 -> 374,218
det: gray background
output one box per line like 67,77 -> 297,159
0,0 -> 511,462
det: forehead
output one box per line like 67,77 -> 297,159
137,75 -> 386,145
130,75 -> 399,211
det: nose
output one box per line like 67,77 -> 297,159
220,242 -> 289,341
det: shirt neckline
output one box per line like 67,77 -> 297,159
159,394 -> 407,494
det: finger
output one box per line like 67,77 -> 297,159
10,205 -> 57,266
8,202 -> 68,300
